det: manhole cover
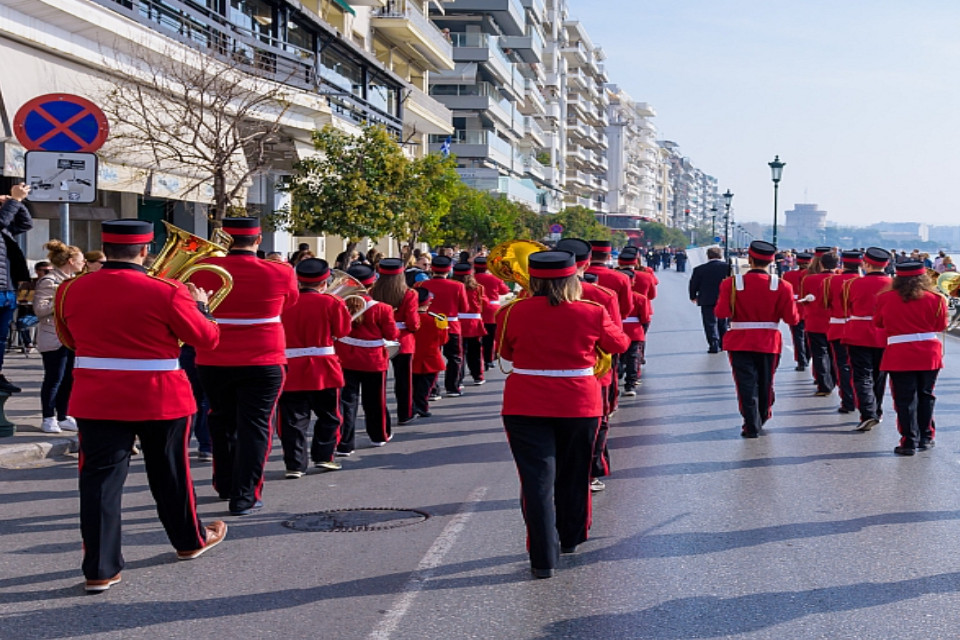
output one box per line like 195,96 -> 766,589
282,508 -> 430,532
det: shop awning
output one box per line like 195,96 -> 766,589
332,0 -> 357,16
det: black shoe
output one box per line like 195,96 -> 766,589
229,500 -> 263,516
415,410 -> 432,418
560,545 -> 578,554
740,429 -> 759,439
0,375 -> 21,394
398,414 -> 418,425
531,567 -> 555,579
814,390 -> 832,397
838,406 -> 854,414
919,440 -> 936,450
795,363 -> 805,372
708,348 -> 720,354
893,446 -> 916,456
446,391 -> 463,397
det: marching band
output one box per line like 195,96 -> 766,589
51,215 -> 955,588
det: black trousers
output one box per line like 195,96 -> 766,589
848,346 -> 887,421
40,346 -> 74,420
198,365 -> 284,512
789,320 -> 809,365
277,388 -> 341,470
482,322 -> 497,367
889,370 -> 938,449
503,414 -> 598,571
699,305 -> 727,351
78,416 -> 207,580
729,351 -> 778,434
340,369 -> 390,451
607,355 -> 619,410
460,337 -> 484,384
639,322 -> 651,364
807,332 -> 835,393
829,340 -> 855,410
442,333 -> 464,393
620,340 -> 641,387
412,372 -> 438,415
591,413 -> 611,479
392,354 -> 414,422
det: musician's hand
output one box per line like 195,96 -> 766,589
187,283 -> 210,304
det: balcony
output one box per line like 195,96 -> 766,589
372,2 -> 455,71
429,129 -> 513,167
441,0 -> 526,36
566,169 -> 591,188
404,85 -> 453,135
521,0 -> 547,19
566,67 -> 586,90
501,26 -> 545,64
498,175 -> 541,208
566,143 -> 589,166
561,40 -> 588,66
450,33 -> 515,88
522,155 -> 546,181
349,0 -> 386,5
520,79 -> 546,115
522,116 -> 546,146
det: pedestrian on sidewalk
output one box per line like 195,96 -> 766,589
498,250 -> 629,579
55,219 -> 226,592
0,183 -> 33,394
33,239 -> 85,433
873,262 -> 948,455
714,241 -> 800,438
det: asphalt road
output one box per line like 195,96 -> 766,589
4,267 -> 960,639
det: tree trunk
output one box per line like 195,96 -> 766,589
213,171 -> 227,221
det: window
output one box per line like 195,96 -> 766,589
286,18 -> 314,53
228,0 -> 275,43
320,49 -> 363,96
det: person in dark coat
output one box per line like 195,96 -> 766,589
0,183 -> 33,393
689,247 -> 730,353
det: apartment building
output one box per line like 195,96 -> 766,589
0,0 -> 454,258
657,140 -> 718,233
560,19 -> 609,215
604,85 -> 661,232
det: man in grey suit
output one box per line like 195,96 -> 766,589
689,247 -> 730,353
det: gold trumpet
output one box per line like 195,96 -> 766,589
149,221 -> 233,311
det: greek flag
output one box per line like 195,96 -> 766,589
440,136 -> 452,157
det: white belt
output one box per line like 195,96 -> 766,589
887,332 -> 938,345
623,317 -> 640,324
338,337 -> 386,348
75,357 -> 180,371
446,316 -> 459,322
512,367 -> 594,377
488,301 -> 501,306
215,316 -> 281,325
460,313 -> 482,320
829,318 -> 847,325
849,315 -> 873,321
285,347 -> 335,358
729,322 -> 778,330
396,322 -> 407,330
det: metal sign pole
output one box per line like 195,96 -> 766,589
60,202 -> 70,245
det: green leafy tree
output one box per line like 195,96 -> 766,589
553,206 -> 612,241
390,153 -> 462,260
638,222 -> 689,248
511,204 -> 550,242
440,188 -> 513,251
274,124 -> 407,253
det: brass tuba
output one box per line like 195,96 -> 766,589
488,239 -> 549,292
326,269 -> 373,321
148,221 -> 234,311
937,272 -> 960,298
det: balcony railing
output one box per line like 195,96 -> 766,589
372,1 -> 454,65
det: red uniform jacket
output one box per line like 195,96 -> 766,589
335,297 -> 400,372
459,285 -> 487,338
475,272 -> 509,324
781,268 -> 808,322
632,268 -> 658,302
281,290 -> 352,391
586,264 -> 633,318
412,311 -> 448,374
874,289 -> 947,371
55,265 -> 219,421
714,270 -> 799,354
392,289 -> 421,355
416,277 -> 469,335
842,273 -> 891,348
498,297 -> 630,418
581,281 -> 622,387
191,251 -> 299,366
799,271 -> 835,334
826,272 -> 860,341
623,291 -> 652,341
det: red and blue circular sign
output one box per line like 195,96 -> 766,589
13,94 -> 109,153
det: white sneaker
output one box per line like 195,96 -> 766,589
58,416 -> 78,432
41,418 -> 61,433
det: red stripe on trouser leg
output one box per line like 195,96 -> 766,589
380,370 -> 390,442
255,368 -> 285,501
502,427 -> 531,552
333,389 -> 343,454
728,353 -> 746,422
889,376 -> 908,448
181,415 -> 206,547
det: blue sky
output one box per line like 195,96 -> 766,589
565,1 -> 960,227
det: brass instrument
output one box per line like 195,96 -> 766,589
488,239 -> 612,378
326,269 -> 372,321
937,272 -> 960,298
211,226 -> 234,249
149,221 -> 233,311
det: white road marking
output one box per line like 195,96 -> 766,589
368,486 -> 489,640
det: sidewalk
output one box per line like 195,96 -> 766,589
0,349 -> 77,467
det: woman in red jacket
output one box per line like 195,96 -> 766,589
873,261 -> 948,455
335,264 -> 400,454
452,262 -> 487,386
497,251 -> 629,579
370,258 -> 420,425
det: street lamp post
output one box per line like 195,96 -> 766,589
710,206 -> 717,241
723,189 -> 734,264
768,155 -> 785,247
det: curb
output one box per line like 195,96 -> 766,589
0,436 -> 79,467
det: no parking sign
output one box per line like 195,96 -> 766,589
13,94 -> 109,153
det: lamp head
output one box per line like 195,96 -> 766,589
768,155 -> 785,183
723,189 -> 734,207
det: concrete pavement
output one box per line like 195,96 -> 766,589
5,267 -> 960,638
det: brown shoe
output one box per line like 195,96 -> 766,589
85,572 -> 122,592
176,521 -> 228,560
